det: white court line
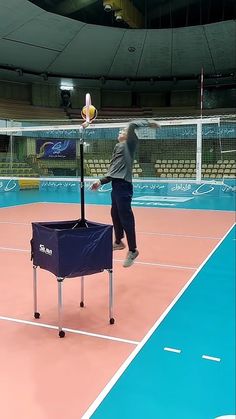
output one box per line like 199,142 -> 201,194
164,348 -> 221,360
0,221 -> 29,225
0,247 -> 29,253
164,347 -> 181,354
1,201 -> 235,214
0,246 -> 196,270
137,231 -> 221,240
0,202 -> 38,209
202,355 -> 221,362
82,222 -> 235,419
75,204 -> 235,213
114,258 -> 196,270
0,221 -> 221,240
0,315 -> 139,345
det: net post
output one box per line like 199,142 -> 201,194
196,120 -> 202,183
8,119 -> 13,171
79,129 -> 86,224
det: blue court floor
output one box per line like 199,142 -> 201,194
83,224 -> 235,419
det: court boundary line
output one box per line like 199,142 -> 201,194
0,315 -> 139,345
1,201 -> 235,213
0,221 -> 222,240
137,231 -> 221,240
81,222 -> 236,419
0,202 -> 38,209
0,246 -> 196,270
33,202 -> 236,213
202,355 -> 221,362
114,258 -> 196,270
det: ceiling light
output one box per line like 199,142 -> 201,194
60,83 -> 74,91
15,68 -> 23,76
41,73 -> 48,81
104,4 -> 112,12
115,12 -> 123,21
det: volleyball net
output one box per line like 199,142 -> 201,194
0,117 -> 235,189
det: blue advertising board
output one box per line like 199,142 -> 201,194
36,139 -> 76,159
0,179 -> 19,193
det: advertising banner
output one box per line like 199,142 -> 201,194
36,139 -> 76,159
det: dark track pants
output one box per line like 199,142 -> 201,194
111,179 -> 136,251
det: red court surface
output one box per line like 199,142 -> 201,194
0,203 -> 235,419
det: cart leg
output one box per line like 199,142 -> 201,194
80,276 -> 85,307
57,277 -> 65,338
33,265 -> 40,319
108,269 -> 115,324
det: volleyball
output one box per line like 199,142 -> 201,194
81,105 -> 97,121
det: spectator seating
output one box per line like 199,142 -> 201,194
0,99 -> 68,120
67,107 -> 153,120
0,161 -> 39,177
1,99 -> 234,122
154,159 -> 236,178
202,160 -> 236,179
68,106 -> 236,121
84,158 -> 143,178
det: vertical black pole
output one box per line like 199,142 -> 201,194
72,130 -> 86,229
80,137 -> 85,224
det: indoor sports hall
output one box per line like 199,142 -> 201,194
0,1 -> 235,419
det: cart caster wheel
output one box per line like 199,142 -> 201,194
59,330 -> 65,338
110,318 -> 115,325
80,301 -> 84,308
34,312 -> 40,319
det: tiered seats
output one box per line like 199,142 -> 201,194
202,160 -> 236,178
154,159 -> 236,179
154,159 -> 196,178
152,107 -> 236,118
85,158 -> 143,178
69,106 -> 236,120
0,99 -> 68,120
98,107 -> 153,118
1,99 -> 234,121
0,161 -> 38,177
37,159 -> 77,170
68,107 -> 153,120
132,161 -> 143,178
152,107 -> 197,118
85,158 -> 109,177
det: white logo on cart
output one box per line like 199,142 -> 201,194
39,244 -> 53,256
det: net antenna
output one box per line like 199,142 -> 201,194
200,67 -> 204,119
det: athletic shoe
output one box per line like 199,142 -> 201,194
113,240 -> 126,251
123,250 -> 139,267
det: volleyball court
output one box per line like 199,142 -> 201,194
0,113 -> 235,418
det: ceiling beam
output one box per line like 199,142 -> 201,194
55,0 -> 97,15
150,0 -> 200,19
